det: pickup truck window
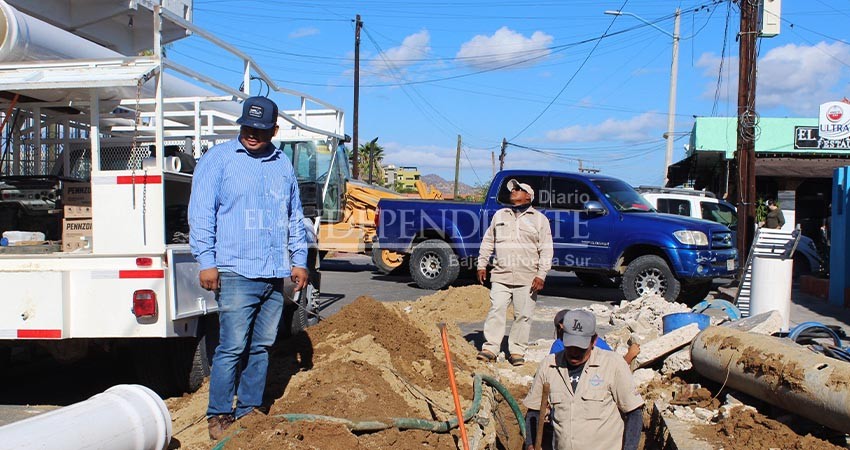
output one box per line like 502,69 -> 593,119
496,175 -> 547,207
594,179 -> 655,212
550,177 -> 598,210
657,198 -> 691,216
701,201 -> 737,228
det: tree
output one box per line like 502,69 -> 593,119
350,137 -> 384,183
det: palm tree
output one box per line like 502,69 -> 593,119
356,137 -> 384,184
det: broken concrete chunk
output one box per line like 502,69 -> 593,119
632,368 -> 658,387
693,407 -> 716,422
631,323 -> 701,370
721,310 -> 782,335
661,348 -> 693,376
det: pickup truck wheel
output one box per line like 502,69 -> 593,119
372,248 -> 408,275
410,239 -> 460,290
281,282 -> 320,338
622,255 -> 681,301
132,334 -> 212,397
678,281 -> 713,304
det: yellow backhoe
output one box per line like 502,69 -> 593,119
280,139 -> 441,273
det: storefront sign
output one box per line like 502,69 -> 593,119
794,101 -> 850,149
794,126 -> 850,149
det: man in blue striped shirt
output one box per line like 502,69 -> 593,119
189,96 -> 308,440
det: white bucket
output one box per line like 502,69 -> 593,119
750,255 -> 793,331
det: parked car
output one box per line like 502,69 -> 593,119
376,170 -> 738,303
637,186 -> 822,275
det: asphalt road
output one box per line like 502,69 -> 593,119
0,252 -> 621,426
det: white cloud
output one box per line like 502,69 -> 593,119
544,112 -> 665,142
696,41 -> 850,115
368,30 -> 431,79
288,27 -> 319,39
456,27 -> 553,70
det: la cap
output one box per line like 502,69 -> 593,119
561,310 -> 596,349
506,179 -> 534,202
236,96 -> 278,130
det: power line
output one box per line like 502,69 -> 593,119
508,0 -> 631,141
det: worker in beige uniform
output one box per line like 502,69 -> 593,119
477,179 -> 553,366
523,310 -> 644,450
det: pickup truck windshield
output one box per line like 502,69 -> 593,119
594,179 -> 656,212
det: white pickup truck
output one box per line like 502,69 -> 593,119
637,186 -> 822,276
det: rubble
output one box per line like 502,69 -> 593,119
631,323 -> 701,370
660,348 -> 693,376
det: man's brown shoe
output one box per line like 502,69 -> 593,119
208,414 -> 235,440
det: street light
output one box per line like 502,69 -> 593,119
605,8 -> 680,186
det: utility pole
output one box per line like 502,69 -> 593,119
352,14 -> 362,179
498,138 -> 507,171
453,135 -> 461,199
734,0 -> 759,264
491,152 -> 496,177
663,8 -> 681,186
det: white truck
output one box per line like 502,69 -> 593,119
0,0 -> 344,396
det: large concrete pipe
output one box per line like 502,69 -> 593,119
0,384 -> 172,450
691,326 -> 850,434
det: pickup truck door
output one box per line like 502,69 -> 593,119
482,174 -> 551,242
546,176 -> 614,269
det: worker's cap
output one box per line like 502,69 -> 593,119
236,96 -> 278,130
506,179 -> 534,202
560,310 -> 596,349
554,309 -> 569,331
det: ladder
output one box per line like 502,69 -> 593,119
735,227 -> 801,317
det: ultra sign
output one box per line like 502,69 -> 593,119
819,101 -> 850,140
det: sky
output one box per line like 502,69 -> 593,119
169,0 -> 850,187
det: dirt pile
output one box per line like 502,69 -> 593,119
166,286 -> 521,450
692,405 -> 845,450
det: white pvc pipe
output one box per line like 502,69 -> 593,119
0,384 -> 172,450
0,0 -> 241,117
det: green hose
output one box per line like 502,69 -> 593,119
213,372 -> 526,448
480,374 -> 526,439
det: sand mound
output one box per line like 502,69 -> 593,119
167,287 -> 521,449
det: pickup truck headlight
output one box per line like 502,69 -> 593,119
673,230 -> 708,246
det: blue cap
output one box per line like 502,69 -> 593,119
236,96 -> 278,130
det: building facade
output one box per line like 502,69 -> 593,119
669,108 -> 850,244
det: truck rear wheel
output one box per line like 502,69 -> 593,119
280,281 -> 320,338
132,333 -> 213,398
410,239 -> 460,290
622,255 -> 681,302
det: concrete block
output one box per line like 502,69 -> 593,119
721,310 -> 782,335
661,348 -> 693,375
631,323 -> 701,370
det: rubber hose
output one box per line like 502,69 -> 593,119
213,372 -> 528,447
479,373 -> 527,439
788,321 -> 842,347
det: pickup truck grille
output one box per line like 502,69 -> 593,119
711,231 -> 734,249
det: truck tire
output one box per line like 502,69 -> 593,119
575,271 -> 619,288
622,255 -> 681,302
678,280 -> 712,304
133,333 -> 212,397
410,239 -> 460,290
372,248 -> 408,275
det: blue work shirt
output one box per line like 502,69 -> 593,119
189,138 -> 307,279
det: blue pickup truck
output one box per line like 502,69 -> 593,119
375,170 -> 738,303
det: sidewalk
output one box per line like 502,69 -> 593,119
790,286 -> 850,335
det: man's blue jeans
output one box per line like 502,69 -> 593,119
207,272 -> 284,418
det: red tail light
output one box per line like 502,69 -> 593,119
133,289 -> 157,318
135,257 -> 153,267
374,207 -> 380,228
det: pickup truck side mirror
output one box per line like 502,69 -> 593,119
583,200 -> 606,215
